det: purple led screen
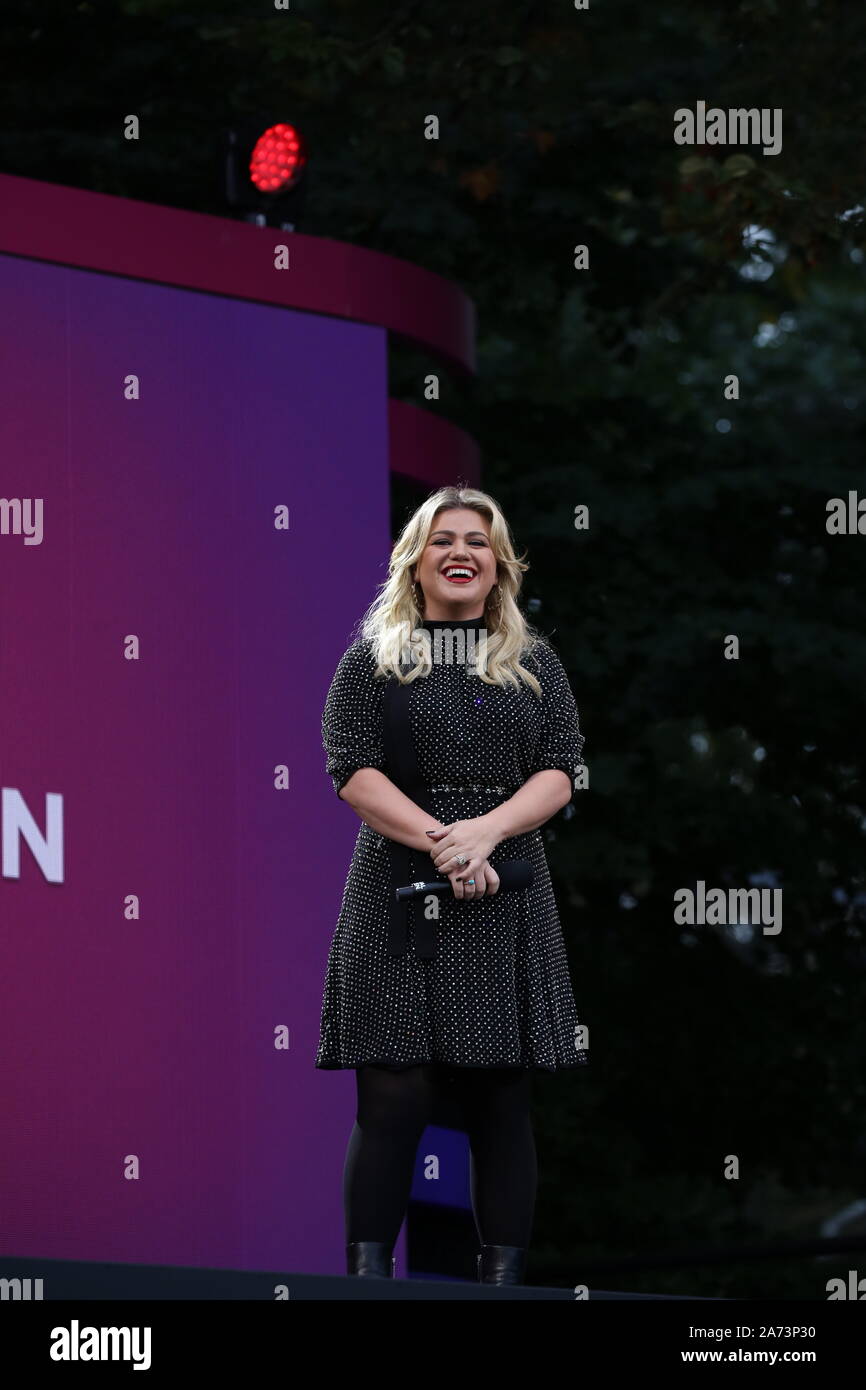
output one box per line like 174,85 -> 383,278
0,253 -> 392,1275
412,1127 -> 470,1208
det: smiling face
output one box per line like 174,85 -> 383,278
412,507 -> 498,620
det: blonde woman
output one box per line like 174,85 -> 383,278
317,485 -> 588,1286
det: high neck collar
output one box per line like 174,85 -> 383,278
419,614 -> 486,628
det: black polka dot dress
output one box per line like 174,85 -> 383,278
315,616 -> 589,1073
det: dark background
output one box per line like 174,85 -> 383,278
4,0 -> 865,1296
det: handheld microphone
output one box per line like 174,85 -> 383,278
395,859 -> 533,901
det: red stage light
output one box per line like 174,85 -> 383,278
249,123 -> 306,194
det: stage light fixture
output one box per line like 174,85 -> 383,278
223,118 -> 309,230
249,122 -> 306,194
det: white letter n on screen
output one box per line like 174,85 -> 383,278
2,789 -> 64,882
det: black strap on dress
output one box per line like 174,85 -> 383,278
382,665 -> 441,959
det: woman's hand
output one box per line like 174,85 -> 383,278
444,858 -> 500,901
426,816 -> 501,888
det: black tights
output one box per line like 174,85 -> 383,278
343,1063 -> 537,1248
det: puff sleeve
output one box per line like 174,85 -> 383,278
529,640 -> 586,802
322,638 -> 387,797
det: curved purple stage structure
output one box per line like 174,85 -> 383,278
0,173 -> 478,1279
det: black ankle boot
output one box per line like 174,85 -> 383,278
346,1241 -> 396,1277
476,1244 -> 527,1286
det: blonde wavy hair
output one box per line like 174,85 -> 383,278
356,485 -> 544,696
